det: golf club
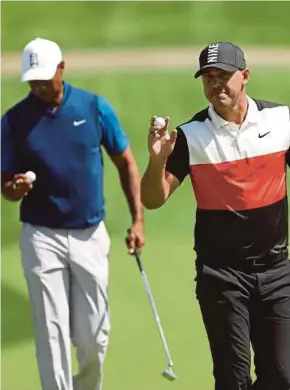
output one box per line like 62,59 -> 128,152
133,249 -> 177,381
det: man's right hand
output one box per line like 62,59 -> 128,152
1,173 -> 34,201
12,173 -> 33,196
141,117 -> 180,209
148,116 -> 178,160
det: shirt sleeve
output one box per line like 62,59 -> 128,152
1,114 -> 17,173
165,128 -> 189,183
96,96 -> 130,155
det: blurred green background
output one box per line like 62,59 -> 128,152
1,2 -> 290,390
2,1 -> 290,51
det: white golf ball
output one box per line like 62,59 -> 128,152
153,117 -> 166,129
25,171 -> 36,183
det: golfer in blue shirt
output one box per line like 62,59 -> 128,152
1,37 -> 145,390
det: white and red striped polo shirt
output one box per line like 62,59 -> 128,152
166,97 -> 290,261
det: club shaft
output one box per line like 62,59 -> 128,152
140,269 -> 174,366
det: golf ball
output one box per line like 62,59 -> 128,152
25,171 -> 36,183
153,117 -> 166,129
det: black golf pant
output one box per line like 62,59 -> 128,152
196,258 -> 290,390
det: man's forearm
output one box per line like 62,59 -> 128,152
141,157 -> 170,209
118,160 -> 144,223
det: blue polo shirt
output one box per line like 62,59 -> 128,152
1,82 -> 129,228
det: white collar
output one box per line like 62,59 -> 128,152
208,96 -> 259,130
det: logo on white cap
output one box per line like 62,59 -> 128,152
207,43 -> 219,64
21,37 -> 62,83
29,53 -> 39,67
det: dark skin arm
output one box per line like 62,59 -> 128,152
110,147 -> 145,254
1,172 -> 33,201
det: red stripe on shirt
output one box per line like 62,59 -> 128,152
190,150 -> 287,210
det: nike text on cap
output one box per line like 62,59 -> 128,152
194,41 -> 247,78
20,37 -> 62,82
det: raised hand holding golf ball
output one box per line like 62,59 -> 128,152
149,116 -> 178,159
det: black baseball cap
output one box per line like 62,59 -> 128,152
194,41 -> 247,78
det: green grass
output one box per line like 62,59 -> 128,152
1,69 -> 290,389
2,1 -> 290,53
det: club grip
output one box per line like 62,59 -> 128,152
133,250 -> 143,272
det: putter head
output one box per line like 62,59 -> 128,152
162,366 -> 177,381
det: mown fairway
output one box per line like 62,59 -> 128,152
2,69 -> 290,389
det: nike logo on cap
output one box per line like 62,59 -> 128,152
73,119 -> 86,126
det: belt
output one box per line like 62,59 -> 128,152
198,249 -> 289,272
246,249 -> 288,271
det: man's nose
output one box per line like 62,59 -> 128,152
35,83 -> 47,91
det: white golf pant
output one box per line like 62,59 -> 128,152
20,222 -> 111,390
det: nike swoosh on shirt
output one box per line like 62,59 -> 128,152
73,119 -> 86,126
258,131 -> 271,138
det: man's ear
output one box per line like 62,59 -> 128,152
242,68 -> 250,86
58,61 -> 65,77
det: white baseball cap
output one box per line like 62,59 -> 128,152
20,37 -> 63,82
